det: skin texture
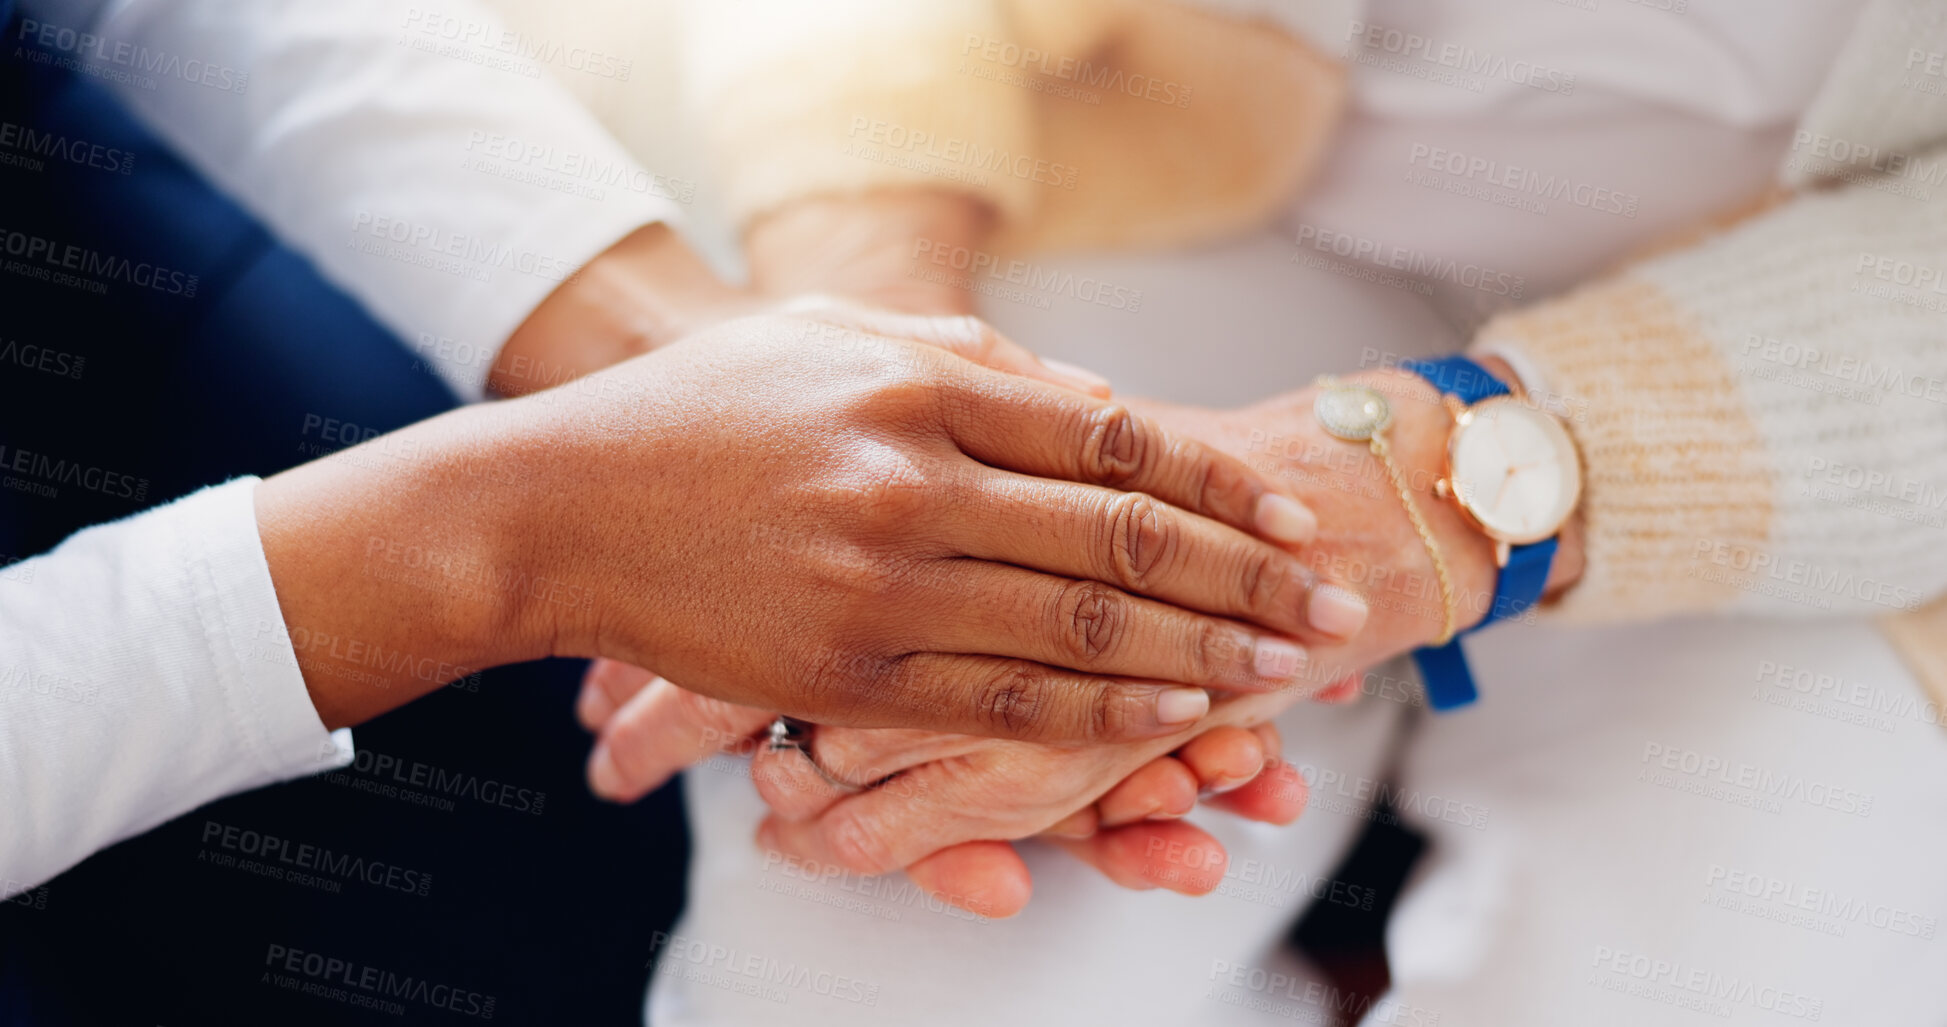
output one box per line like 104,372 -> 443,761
488,223 -> 759,397
581,188 -> 1592,914
561,194 -> 1330,907
746,192 -> 992,318
258,307 -> 1347,742
582,375 -> 1585,914
572,661 -> 1307,917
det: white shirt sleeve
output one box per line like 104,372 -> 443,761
15,0 -> 682,399
0,479 -> 352,899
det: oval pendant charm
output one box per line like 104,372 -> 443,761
1313,382 -> 1393,441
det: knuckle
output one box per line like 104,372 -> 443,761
1079,404 -> 1148,486
1240,548 -> 1289,617
1084,684 -> 1136,744
806,649 -> 891,710
1193,449 -> 1243,521
1190,618 -> 1236,684
1104,493 -> 1176,592
825,445 -> 936,525
834,366 -> 940,429
824,808 -> 899,875
975,663 -> 1050,739
1050,580 -> 1127,663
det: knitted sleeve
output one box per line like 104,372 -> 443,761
679,0 -> 1044,234
678,0 -> 1344,252
1476,144 -> 1947,624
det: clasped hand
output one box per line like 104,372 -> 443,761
576,354 -> 1516,917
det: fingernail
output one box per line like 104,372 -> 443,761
587,745 -> 622,801
1156,687 -> 1210,725
1308,584 -> 1369,637
1255,494 -> 1317,546
576,688 -> 612,732
1252,637 -> 1308,682
1200,778 -> 1250,798
1041,357 -> 1112,394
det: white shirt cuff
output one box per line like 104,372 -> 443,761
181,478 -> 356,782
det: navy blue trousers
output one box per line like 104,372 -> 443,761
0,17 -> 688,1025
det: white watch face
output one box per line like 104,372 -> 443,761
1447,398 -> 1582,543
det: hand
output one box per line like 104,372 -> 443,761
573,663 -> 1307,917
257,309 -> 1344,739
743,190 -> 1587,642
1129,374 -> 1584,678
595,374 -> 1582,910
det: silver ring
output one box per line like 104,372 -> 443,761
766,716 -> 864,795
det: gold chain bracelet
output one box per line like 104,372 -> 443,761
1313,377 -> 1458,645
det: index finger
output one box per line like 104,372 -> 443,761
934,365 -> 1316,547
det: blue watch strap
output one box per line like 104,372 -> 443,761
1400,355 -> 1510,405
1414,536 -> 1558,711
1395,355 -> 1557,712
1411,642 -> 1476,712
1483,536 -> 1557,629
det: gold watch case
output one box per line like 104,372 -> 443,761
1431,395 -> 1583,568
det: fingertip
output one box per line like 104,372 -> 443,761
1208,760 -> 1308,825
756,817 -> 783,855
1099,758 -> 1198,828
906,841 -> 1032,919
1249,721 -> 1283,758
1254,493 -> 1318,546
1104,822 -> 1228,895
1155,687 -> 1210,727
586,743 -> 630,803
1181,727 -> 1266,796
1307,584 -> 1370,638
1042,807 -> 1100,840
576,679 -> 615,732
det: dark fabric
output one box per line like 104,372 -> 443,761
0,30 -> 687,1026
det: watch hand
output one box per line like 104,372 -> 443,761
1493,467 -> 1517,511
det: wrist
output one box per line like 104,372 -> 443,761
1351,370 -> 1504,638
746,189 -> 996,316
1469,355 -> 1586,599
491,223 -> 751,397
256,402 -> 551,727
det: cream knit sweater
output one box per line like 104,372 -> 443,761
490,0 -> 1947,703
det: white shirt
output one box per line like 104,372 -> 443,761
0,479 -> 349,898
1,0 -> 679,896
19,0 -> 682,400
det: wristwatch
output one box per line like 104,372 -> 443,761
1399,355 -> 1582,710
